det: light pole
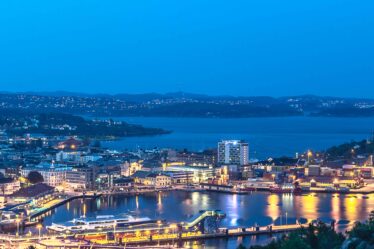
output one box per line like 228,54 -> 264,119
37,223 -> 42,240
15,218 -> 20,237
113,221 -> 117,242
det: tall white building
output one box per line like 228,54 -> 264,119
218,140 -> 249,166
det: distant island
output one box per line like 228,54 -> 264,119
0,92 -> 374,118
0,109 -> 169,138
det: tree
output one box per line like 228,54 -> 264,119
346,211 -> 374,248
27,171 -> 44,184
237,244 -> 247,249
248,222 -> 344,249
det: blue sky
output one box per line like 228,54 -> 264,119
0,0 -> 373,97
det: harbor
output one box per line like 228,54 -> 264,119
0,209 -> 314,249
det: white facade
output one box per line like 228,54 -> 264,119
218,140 -> 249,165
21,162 -> 72,187
56,151 -> 102,163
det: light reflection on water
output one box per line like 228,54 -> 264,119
42,191 -> 374,248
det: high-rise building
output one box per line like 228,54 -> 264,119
217,140 -> 249,166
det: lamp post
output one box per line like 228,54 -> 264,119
15,218 -> 20,237
113,221 -> 117,242
37,223 -> 42,240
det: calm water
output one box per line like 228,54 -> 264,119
100,116 -> 374,159
42,191 -> 374,249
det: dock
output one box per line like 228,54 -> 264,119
29,193 -> 101,219
0,223 -> 306,244
81,223 -> 305,245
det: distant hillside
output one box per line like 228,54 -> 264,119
0,109 -> 169,138
0,92 -> 373,118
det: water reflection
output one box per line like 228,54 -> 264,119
331,194 -> 341,222
298,194 -> 319,221
344,196 -> 359,222
267,194 -> 280,223
41,191 -> 374,249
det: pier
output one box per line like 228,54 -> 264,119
0,223 -> 307,245
0,209 -> 316,247
29,193 -> 100,219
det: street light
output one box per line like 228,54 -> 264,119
15,218 -> 21,237
113,220 -> 117,234
37,223 -> 42,240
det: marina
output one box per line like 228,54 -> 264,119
4,190 -> 363,248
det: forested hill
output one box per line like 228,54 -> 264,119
0,109 -> 169,138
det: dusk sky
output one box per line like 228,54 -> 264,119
0,0 -> 373,97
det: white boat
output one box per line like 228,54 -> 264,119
47,214 -> 155,233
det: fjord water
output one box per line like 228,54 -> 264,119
101,116 -> 374,158
43,191 -> 374,249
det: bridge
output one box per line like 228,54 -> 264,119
183,210 -> 226,232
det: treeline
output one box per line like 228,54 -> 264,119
0,110 -> 169,138
325,139 -> 374,159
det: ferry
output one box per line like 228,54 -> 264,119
270,184 -> 301,194
47,214 -> 157,233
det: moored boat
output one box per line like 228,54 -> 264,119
47,214 -> 158,233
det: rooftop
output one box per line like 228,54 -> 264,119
10,183 -> 54,198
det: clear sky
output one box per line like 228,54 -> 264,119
0,0 -> 373,97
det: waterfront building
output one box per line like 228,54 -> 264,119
20,162 -> 72,187
218,140 -> 249,166
241,165 -> 254,179
131,171 -> 172,188
305,165 -> 321,176
217,164 -> 242,181
0,178 -> 20,195
113,177 -> 134,190
65,166 -> 97,190
9,183 -> 54,203
167,165 -> 214,183
300,176 -> 363,189
359,167 -> 373,179
147,173 -> 172,188
165,171 -> 194,184
0,178 -> 21,207
96,169 -> 122,189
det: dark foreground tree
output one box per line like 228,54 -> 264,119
241,222 -> 344,249
27,171 -> 44,184
344,211 -> 374,248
